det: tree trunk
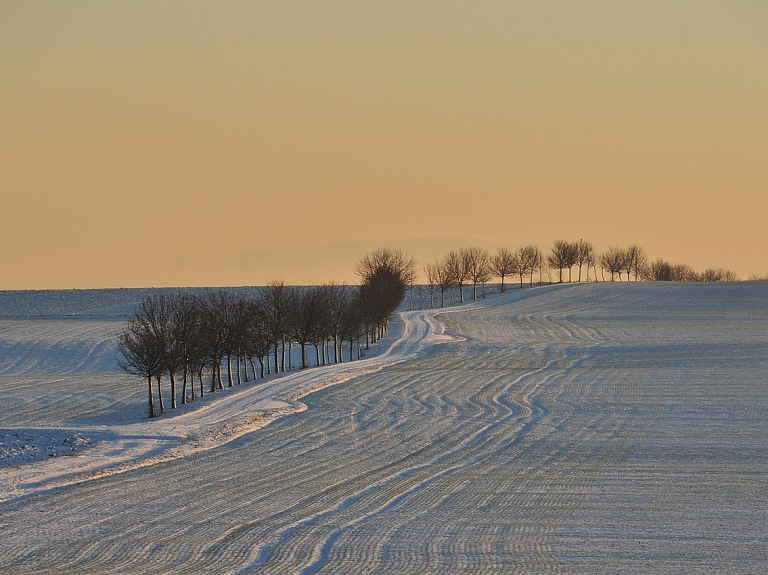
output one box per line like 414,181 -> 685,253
273,341 -> 279,374
288,340 -> 293,370
182,361 -> 189,404
147,375 -> 156,417
226,354 -> 233,387
169,371 -> 177,409
156,375 -> 165,414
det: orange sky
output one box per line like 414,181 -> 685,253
1,1 -> 767,288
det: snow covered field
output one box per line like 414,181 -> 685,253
0,282 -> 766,573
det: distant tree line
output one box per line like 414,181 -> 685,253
422,241 -> 739,307
118,242 -> 745,416
117,249 -> 416,418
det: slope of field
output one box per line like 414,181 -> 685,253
0,282 -> 766,574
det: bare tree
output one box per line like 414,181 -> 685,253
491,247 -> 516,293
243,299 -> 272,379
599,246 -> 627,281
154,293 -> 183,409
117,292 -> 182,415
625,245 -> 648,281
574,240 -> 594,282
444,249 -> 471,303
261,281 -> 289,374
424,263 -> 438,308
169,292 -> 201,404
355,248 -> 414,344
584,245 -> 597,281
309,287 -> 333,367
700,268 -> 738,281
464,247 -> 491,300
116,318 -> 164,418
548,240 -> 576,283
228,294 -> 252,385
426,257 -> 454,307
323,283 -> 352,363
513,247 -> 528,288
285,287 -> 319,369
354,247 -> 418,287
517,244 -> 541,287
671,263 -> 699,282
200,290 -> 229,391
648,258 -> 673,281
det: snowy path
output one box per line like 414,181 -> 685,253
0,295 -> 480,504
1,282 -> 767,574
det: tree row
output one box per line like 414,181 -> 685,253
422,241 -> 738,307
117,248 -> 417,417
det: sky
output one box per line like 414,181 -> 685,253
1,1 -> 767,288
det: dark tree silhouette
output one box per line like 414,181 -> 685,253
117,318 -> 164,417
465,246 -> 491,300
491,247 -> 516,293
261,281 -> 289,374
599,246 -> 627,281
168,292 -> 201,404
288,286 -> 324,369
355,248 -> 414,344
425,258 -> 453,307
323,283 -> 352,363
444,249 -> 471,303
243,299 -> 272,378
574,240 -> 594,282
548,240 -> 580,283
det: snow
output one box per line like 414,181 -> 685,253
0,429 -> 92,465
0,282 -> 766,573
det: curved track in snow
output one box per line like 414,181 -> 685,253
0,293 -> 481,504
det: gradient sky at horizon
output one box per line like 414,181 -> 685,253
2,1 -> 767,288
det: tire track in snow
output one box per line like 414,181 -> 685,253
235,346 -> 586,574
0,306 -> 455,504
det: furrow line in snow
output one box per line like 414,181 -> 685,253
234,350 -> 585,574
0,307 -> 453,504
